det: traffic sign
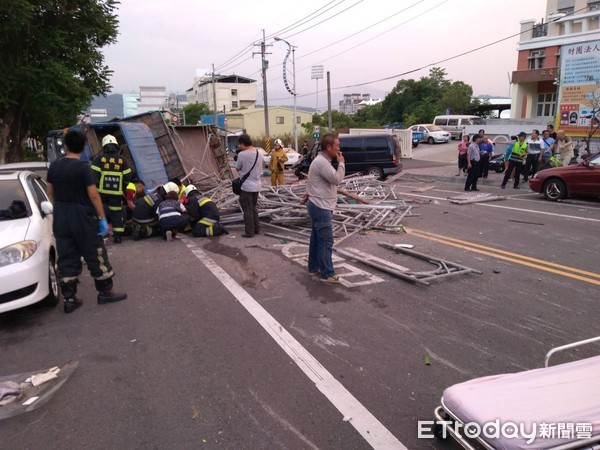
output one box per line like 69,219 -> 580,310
312,133 -> 320,139
314,125 -> 320,133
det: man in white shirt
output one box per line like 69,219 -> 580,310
523,129 -> 543,183
302,134 -> 345,283
236,133 -> 264,237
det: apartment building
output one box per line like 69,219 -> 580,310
511,0 -> 600,124
186,75 -> 257,113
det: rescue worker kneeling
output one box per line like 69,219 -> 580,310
184,185 -> 228,237
131,182 -> 174,240
157,187 -> 189,241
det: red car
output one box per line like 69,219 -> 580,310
529,153 -> 600,201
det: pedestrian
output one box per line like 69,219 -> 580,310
236,133 -> 264,237
302,134 -> 345,283
540,129 -> 555,169
479,137 -> 494,178
501,132 -> 527,189
523,129 -> 543,183
46,130 -> 127,314
301,140 -> 309,156
551,130 -> 574,166
465,135 -> 481,191
455,134 -> 469,176
91,134 -> 133,244
547,124 -> 557,140
269,139 -> 288,186
478,129 -> 485,139
184,185 -> 228,237
503,135 -> 518,180
156,188 -> 189,241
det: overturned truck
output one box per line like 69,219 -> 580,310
47,111 -> 233,189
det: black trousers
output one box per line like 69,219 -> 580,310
239,190 -> 260,235
501,161 -> 523,188
101,194 -> 125,234
53,202 -> 114,297
479,154 -> 490,178
523,154 -> 539,181
465,161 -> 480,191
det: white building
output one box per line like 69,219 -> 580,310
186,75 -> 257,113
511,0 -> 600,120
339,93 -> 373,115
137,86 -> 167,114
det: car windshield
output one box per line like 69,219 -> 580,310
588,153 -> 600,166
0,179 -> 31,221
427,125 -> 443,131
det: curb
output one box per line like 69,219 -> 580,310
400,171 -> 506,186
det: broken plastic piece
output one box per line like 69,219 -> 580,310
22,396 -> 39,406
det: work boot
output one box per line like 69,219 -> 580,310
132,225 -> 143,241
113,234 -> 122,244
64,297 -> 83,314
97,290 -> 127,304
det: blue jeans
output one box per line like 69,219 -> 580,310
307,200 -> 335,279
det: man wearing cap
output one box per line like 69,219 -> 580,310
91,134 -> 133,243
501,132 -> 527,190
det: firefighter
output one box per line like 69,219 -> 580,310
124,178 -> 145,235
46,130 -> 127,313
269,139 -> 288,186
91,134 -> 133,243
169,177 -> 187,202
131,182 -> 177,240
184,185 -> 228,237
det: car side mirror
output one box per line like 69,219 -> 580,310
41,201 -> 53,216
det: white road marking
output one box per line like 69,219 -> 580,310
182,238 -> 406,449
397,192 -> 600,223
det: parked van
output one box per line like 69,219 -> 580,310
293,133 -> 401,180
433,115 -> 485,140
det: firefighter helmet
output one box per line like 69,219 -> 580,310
163,182 -> 179,194
184,184 -> 199,197
102,134 -> 118,148
274,139 -> 283,147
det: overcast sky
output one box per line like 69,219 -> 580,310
102,0 -> 548,108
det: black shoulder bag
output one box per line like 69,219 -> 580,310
232,151 -> 259,195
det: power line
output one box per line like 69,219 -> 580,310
265,0 -> 346,40
269,5 -> 589,101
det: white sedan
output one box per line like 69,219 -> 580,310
263,148 -> 301,168
0,170 -> 59,313
408,124 -> 451,144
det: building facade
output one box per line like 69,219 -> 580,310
338,93 -> 373,115
511,0 -> 600,120
226,107 -> 313,144
137,86 -> 167,114
186,75 -> 257,113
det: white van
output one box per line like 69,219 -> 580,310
433,115 -> 485,140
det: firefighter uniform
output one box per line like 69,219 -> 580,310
131,186 -> 170,240
185,187 -> 227,237
269,139 -> 288,186
91,135 -> 133,243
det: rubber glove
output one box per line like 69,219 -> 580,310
98,218 -> 109,236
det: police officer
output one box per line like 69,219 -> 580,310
501,132 -> 528,190
91,135 -> 133,243
184,185 -> 228,237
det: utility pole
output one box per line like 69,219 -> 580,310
327,71 -> 332,133
253,30 -> 271,142
212,63 -> 218,128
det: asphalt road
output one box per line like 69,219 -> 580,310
2,152 -> 599,449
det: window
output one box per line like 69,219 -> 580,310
589,1 -> 600,11
231,89 -> 237,96
448,119 -> 459,126
536,93 -> 557,117
339,137 -> 362,154
434,118 -> 448,126
276,116 -> 284,124
558,6 -> 574,14
231,101 -> 238,108
529,50 -> 545,69
296,116 -> 301,124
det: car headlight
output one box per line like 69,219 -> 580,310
0,241 -> 37,268
532,173 -> 539,179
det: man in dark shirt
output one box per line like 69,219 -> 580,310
47,130 -> 127,313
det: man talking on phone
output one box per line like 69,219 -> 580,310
302,134 -> 345,283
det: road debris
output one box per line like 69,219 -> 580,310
448,192 -> 507,205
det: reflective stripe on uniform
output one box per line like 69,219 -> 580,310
198,198 -> 212,207
108,205 -> 123,211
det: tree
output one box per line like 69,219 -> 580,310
180,102 -> 212,125
0,1 -> 119,163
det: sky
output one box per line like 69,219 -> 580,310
102,0 -> 548,109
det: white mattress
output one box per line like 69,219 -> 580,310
443,355 -> 600,449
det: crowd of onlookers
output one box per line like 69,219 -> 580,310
457,125 -> 587,191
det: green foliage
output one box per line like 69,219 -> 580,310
181,102 -> 212,125
381,67 -> 476,126
0,0 -> 119,163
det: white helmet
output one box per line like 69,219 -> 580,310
274,138 -> 283,147
102,134 -> 118,147
163,182 -> 179,194
184,184 -> 198,197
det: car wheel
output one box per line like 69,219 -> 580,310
366,166 -> 384,179
40,255 -> 59,307
494,167 -> 504,173
543,178 -> 567,201
427,137 -> 435,145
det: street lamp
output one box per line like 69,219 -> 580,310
274,37 -> 298,152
